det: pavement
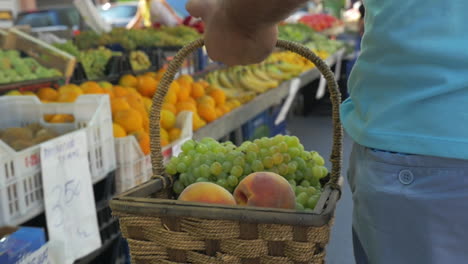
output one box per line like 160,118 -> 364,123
288,114 -> 356,264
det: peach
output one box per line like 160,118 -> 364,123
234,172 -> 296,209
178,182 -> 237,205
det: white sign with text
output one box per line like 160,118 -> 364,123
41,131 -> 101,264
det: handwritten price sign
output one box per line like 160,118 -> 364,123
40,131 -> 101,264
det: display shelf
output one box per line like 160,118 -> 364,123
193,50 -> 342,140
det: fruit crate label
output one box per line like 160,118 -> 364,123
18,241 -> 66,264
40,131 -> 101,264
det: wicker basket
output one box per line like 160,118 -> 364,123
110,38 -> 343,264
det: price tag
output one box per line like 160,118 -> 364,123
18,241 -> 66,264
41,131 -> 101,264
275,78 -> 301,125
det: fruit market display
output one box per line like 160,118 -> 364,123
75,26 -> 201,51
0,49 -> 62,84
205,50 -> 328,102
53,41 -> 125,80
279,24 -> 345,54
166,136 -> 328,210
0,124 -> 59,151
299,14 -> 343,32
158,72 -> 242,132
4,69 -> 241,154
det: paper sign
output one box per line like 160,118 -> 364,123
18,241 -> 66,264
316,50 -> 345,99
41,131 -> 101,264
275,78 -> 301,125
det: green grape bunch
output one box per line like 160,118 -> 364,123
166,135 -> 329,211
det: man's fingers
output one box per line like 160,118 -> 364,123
186,0 -> 218,19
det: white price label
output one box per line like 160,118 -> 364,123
41,131 -> 101,264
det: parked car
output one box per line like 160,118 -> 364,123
99,2 -> 138,28
15,7 -> 85,38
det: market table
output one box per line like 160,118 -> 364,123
193,50 -> 344,141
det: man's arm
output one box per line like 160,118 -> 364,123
187,0 -> 307,65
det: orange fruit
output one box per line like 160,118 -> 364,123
215,107 -> 223,118
137,75 -> 158,97
21,91 -> 36,96
37,87 -> 59,101
176,101 -> 197,114
198,80 -> 210,88
210,89 -> 226,106
144,72 -> 158,79
198,103 -> 217,123
169,81 -> 180,95
99,81 -> 113,89
162,103 -> 177,115
57,91 -> 80,102
169,128 -> 181,142
197,95 -> 216,108
131,131 -> 150,155
111,98 -> 131,114
178,74 -> 194,85
160,128 -> 169,141
161,137 -> 170,147
160,109 -> 176,130
192,113 -> 206,131
219,104 -> 230,114
59,84 -> 83,95
112,86 -> 129,97
81,81 -> 104,94
113,123 -> 127,138
114,109 -> 143,133
43,114 -> 54,122
180,96 -> 197,105
49,114 -> 75,123
191,82 -> 205,99
164,90 -> 177,105
142,97 -> 152,113
177,83 -> 191,102
119,74 -> 138,88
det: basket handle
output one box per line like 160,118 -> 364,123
150,38 -> 343,192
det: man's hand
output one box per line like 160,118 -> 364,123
186,0 -> 278,66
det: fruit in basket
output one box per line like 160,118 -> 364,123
178,182 -> 237,205
111,98 -> 131,114
197,103 -> 217,123
114,108 -> 143,133
167,136 -> 328,210
233,172 -> 296,209
113,123 -> 127,138
191,82 -> 205,99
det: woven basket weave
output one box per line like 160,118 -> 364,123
110,38 -> 343,264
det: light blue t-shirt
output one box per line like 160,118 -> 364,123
341,0 -> 468,160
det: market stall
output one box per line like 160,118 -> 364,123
0,3 -> 356,262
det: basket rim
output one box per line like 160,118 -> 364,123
110,178 -> 340,227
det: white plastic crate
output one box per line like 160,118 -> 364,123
0,95 -> 116,226
115,111 -> 193,194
